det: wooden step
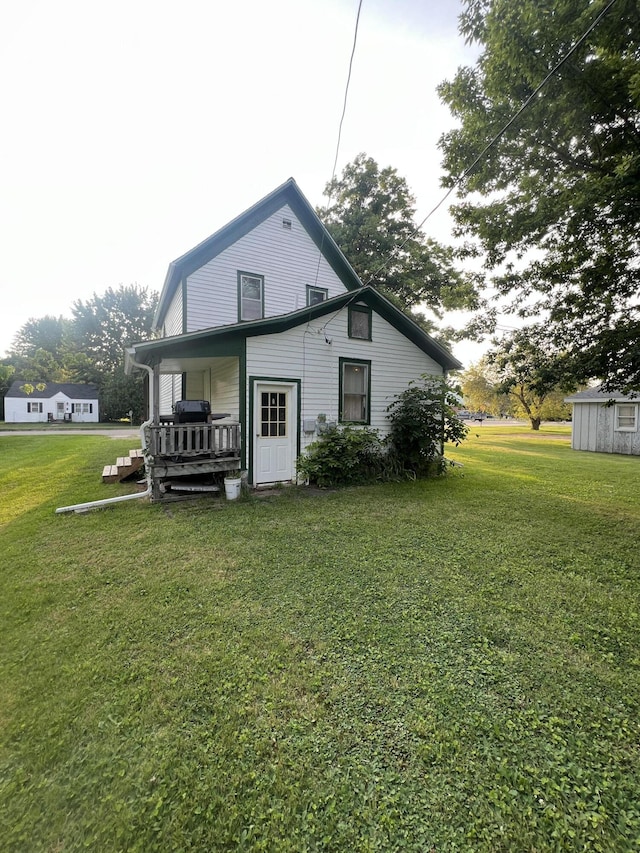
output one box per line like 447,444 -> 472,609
102,450 -> 145,484
102,464 -> 120,484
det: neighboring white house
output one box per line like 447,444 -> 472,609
4,382 -> 100,423
126,178 -> 462,488
565,386 -> 640,456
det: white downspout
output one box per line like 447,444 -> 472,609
55,355 -> 155,514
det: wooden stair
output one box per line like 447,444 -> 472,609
102,448 -> 145,483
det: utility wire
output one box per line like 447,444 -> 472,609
364,0 -> 620,286
313,0 -> 364,289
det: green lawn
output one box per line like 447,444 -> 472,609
1,428 -> 639,851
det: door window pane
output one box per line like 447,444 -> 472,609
260,390 -> 287,438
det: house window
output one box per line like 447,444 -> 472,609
238,272 -> 264,321
27,401 -> 43,413
72,403 -> 93,414
339,359 -> 370,424
615,403 -> 637,431
307,285 -> 328,307
348,304 -> 372,340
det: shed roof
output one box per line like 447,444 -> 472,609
5,381 -> 99,400
153,178 -> 363,331
565,385 -> 638,403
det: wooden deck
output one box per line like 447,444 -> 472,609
144,421 -> 242,501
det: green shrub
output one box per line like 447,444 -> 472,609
296,425 -> 385,487
386,375 -> 468,476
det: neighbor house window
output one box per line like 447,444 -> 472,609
27,401 -> 43,413
615,403 -> 637,431
339,358 -> 370,424
72,403 -> 93,414
238,272 -> 264,321
307,285 -> 328,306
348,304 -> 372,340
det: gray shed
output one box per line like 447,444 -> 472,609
565,386 -> 640,455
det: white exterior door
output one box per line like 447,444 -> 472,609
253,382 -> 297,484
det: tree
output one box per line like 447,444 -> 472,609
72,285 -> 158,375
487,327 -> 576,429
438,0 -> 640,391
460,358 -> 510,416
8,315 -> 76,382
317,154 -> 478,333
72,285 -> 158,420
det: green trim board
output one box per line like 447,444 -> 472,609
131,286 -> 462,372
338,357 -> 372,425
247,376 -> 301,484
154,178 -> 364,330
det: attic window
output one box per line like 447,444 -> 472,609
348,304 -> 372,340
282,219 -> 292,230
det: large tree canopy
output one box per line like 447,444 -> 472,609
317,154 -> 478,331
438,0 -> 640,390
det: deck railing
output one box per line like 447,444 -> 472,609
146,422 -> 241,459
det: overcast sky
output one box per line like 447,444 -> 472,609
0,0 -> 486,364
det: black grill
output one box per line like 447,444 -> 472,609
173,400 -> 211,424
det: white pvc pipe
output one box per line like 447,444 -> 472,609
56,357 -> 155,514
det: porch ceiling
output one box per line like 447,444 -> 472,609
157,356 -> 236,374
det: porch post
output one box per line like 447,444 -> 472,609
152,363 -> 160,424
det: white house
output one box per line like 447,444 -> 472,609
565,386 -> 640,456
4,382 -> 100,423
125,178 -> 462,493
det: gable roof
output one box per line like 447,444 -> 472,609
5,381 -> 99,400
565,385 -> 638,403
130,286 -> 463,372
154,178 -> 363,330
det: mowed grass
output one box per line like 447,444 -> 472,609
1,428 -> 639,851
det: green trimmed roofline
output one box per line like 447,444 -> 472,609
129,286 -> 462,372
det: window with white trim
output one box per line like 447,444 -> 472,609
72,403 -> 93,414
340,359 -> 370,424
307,285 -> 328,306
27,401 -> 43,413
238,272 -> 264,321
615,403 -> 637,431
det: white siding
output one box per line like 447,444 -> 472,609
159,374 -> 182,416
185,204 -> 350,332
164,286 -> 183,337
209,358 -> 240,419
4,393 -> 99,423
246,304 -> 443,457
571,402 -> 640,456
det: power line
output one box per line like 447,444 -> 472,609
313,0 -> 364,290
330,0 -> 364,187
364,0 -> 620,286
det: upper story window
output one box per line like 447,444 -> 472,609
307,285 -> 328,307
238,272 -> 264,321
615,403 -> 637,431
348,304 -> 372,340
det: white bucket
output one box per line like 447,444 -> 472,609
224,476 -> 242,500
